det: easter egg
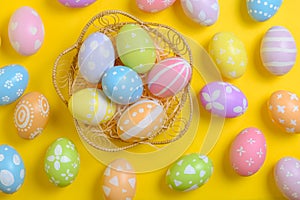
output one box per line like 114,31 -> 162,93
209,32 -> 248,79
180,0 -> 219,26
267,90 -> 300,133
116,24 -> 156,74
68,88 -> 116,125
136,0 -> 176,13
0,64 -> 29,105
246,0 -> 283,22
274,157 -> 300,200
166,153 -> 213,192
102,66 -> 143,105
117,99 -> 166,142
199,81 -> 248,118
58,0 -> 97,7
147,57 -> 192,98
14,92 -> 50,139
260,26 -> 297,76
8,6 -> 44,56
78,32 -> 115,84
0,145 -> 25,194
229,127 -> 267,176
44,138 -> 80,187
102,159 -> 136,200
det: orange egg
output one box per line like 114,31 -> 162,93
101,159 -> 136,200
14,91 -> 50,139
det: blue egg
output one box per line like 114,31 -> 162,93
102,66 -> 143,105
0,145 -> 25,194
246,0 -> 283,22
0,64 -> 29,105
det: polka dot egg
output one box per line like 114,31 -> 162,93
102,66 -> 143,105
246,0 -> 283,22
0,145 -> 25,194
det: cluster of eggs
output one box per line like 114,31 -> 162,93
68,23 -> 192,143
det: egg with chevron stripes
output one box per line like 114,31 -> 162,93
101,159 -> 136,200
260,26 -> 297,76
166,153 -> 213,192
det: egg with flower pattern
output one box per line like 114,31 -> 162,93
136,0 -> 176,13
58,0 -> 97,7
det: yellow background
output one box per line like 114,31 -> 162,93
0,0 -> 300,199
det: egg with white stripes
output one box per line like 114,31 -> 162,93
147,57 -> 192,98
117,99 -> 166,143
260,26 -> 297,76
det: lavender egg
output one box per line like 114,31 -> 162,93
199,81 -> 248,118
260,26 -> 297,76
58,0 -> 97,8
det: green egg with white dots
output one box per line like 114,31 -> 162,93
166,153 -> 213,192
44,138 -> 80,187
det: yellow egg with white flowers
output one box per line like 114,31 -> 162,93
68,88 -> 116,125
208,32 -> 248,80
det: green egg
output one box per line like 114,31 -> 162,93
116,24 -> 156,74
166,153 -> 213,192
44,138 -> 80,187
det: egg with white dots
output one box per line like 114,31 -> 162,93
0,145 -> 25,194
246,0 -> 283,22
102,66 -> 143,105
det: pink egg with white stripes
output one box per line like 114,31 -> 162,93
260,26 -> 297,76
8,6 -> 44,56
229,127 -> 267,176
180,0 -> 219,26
136,0 -> 176,13
147,57 -> 192,98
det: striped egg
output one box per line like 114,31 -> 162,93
117,99 -> 166,143
147,57 -> 192,98
260,26 -> 297,76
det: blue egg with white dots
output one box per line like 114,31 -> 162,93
0,145 -> 25,194
246,0 -> 283,22
0,64 -> 29,105
102,66 -> 143,105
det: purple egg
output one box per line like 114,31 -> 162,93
199,81 -> 248,118
58,0 -> 97,8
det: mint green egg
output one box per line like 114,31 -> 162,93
116,24 -> 156,74
166,153 -> 213,192
44,138 -> 80,187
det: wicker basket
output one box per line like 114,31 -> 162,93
52,10 -> 193,152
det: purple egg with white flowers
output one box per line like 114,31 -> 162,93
260,26 -> 297,76
58,0 -> 97,8
199,81 -> 248,118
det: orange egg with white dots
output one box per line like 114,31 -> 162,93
13,91 -> 50,139
267,90 -> 300,133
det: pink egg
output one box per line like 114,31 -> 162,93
136,0 -> 176,13
147,57 -> 192,98
58,0 -> 97,8
8,6 -> 44,56
229,127 -> 267,176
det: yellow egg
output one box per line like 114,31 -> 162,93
208,32 -> 248,79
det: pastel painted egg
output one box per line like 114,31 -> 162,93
274,157 -> 300,200
0,145 -> 25,194
8,6 -> 44,56
102,66 -> 143,105
116,24 -> 156,74
166,153 -> 213,192
229,127 -> 267,176
102,159 -> 136,200
180,0 -> 219,26
260,26 -> 297,76
147,57 -> 192,98
209,32 -> 248,79
78,32 -> 115,84
199,81 -> 248,118
117,99 -> 166,143
44,138 -> 80,187
136,0 -> 176,13
14,92 -> 50,139
246,0 -> 283,22
68,88 -> 116,125
0,64 -> 29,105
58,0 -> 97,7
267,90 -> 300,133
